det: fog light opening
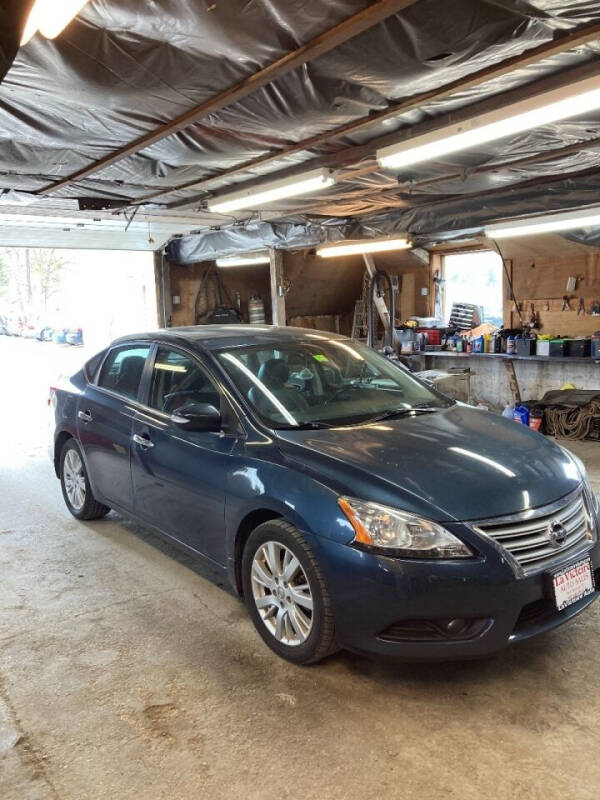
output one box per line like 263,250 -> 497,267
440,618 -> 468,636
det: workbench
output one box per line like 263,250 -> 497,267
417,351 -> 600,408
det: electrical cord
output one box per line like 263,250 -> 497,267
490,237 -> 525,327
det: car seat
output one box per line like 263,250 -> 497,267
116,355 -> 146,398
249,358 -> 309,418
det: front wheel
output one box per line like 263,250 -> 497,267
242,520 -> 338,664
60,439 -> 110,520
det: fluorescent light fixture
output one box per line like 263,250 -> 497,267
377,74 -> 600,170
316,237 -> 411,258
21,0 -> 90,44
207,169 -> 335,214
216,253 -> 270,267
485,205 -> 600,238
154,363 -> 187,373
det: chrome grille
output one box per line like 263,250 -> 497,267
474,491 -> 595,572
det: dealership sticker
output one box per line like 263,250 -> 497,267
552,558 -> 594,611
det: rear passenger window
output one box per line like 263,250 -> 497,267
97,345 -> 150,400
84,349 -> 107,382
149,346 -> 220,415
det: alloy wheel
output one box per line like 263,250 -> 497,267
250,541 -> 314,646
63,449 -> 86,510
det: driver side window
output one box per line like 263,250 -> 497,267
149,346 -> 220,415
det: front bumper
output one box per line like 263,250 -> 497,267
307,529 -> 600,661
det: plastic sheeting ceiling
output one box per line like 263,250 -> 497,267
3,0 -> 600,259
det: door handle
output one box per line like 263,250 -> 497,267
78,410 -> 93,422
133,433 -> 154,449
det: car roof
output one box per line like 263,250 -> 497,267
111,325 -> 347,351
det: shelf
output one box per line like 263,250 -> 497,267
418,351 -> 600,365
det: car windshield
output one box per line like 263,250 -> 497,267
216,336 -> 452,428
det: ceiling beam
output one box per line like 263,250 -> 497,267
396,165 -> 600,234
162,58 -> 600,213
128,20 -> 600,206
37,0 -> 420,197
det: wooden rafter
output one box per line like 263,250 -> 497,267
127,21 -> 600,207
37,0 -> 421,196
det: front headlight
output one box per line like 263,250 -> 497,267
560,446 -> 599,515
338,497 -> 473,558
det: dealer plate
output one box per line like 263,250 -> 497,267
551,558 -> 594,612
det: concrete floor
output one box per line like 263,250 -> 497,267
1,336 -> 600,800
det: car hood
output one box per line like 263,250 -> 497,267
275,405 -> 581,522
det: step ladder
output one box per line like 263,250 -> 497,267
351,299 -> 368,341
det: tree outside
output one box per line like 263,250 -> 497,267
0,248 -> 67,316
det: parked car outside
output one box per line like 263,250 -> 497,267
66,327 -> 84,346
21,322 -> 37,339
21,319 -> 53,340
52,328 -> 68,344
49,326 -> 600,664
37,323 -> 54,341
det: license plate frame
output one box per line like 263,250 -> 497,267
550,557 -> 595,612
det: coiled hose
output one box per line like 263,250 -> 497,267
544,400 -> 600,440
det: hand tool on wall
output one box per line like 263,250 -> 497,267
562,295 -> 573,312
577,297 -> 586,316
528,302 -> 538,329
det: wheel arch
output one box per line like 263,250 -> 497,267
53,429 -> 74,477
233,508 -> 284,595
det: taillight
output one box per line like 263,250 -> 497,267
48,386 -> 57,407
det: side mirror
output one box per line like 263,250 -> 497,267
171,402 -> 221,432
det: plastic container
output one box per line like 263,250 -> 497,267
513,405 -> 530,425
536,339 -> 551,357
565,338 -> 591,357
418,328 -> 441,346
592,333 -> 600,358
473,335 -> 484,353
489,334 -> 501,354
549,339 -> 567,357
399,329 -> 417,354
529,414 -> 543,432
248,296 -> 266,324
502,404 -> 514,419
506,335 -> 516,355
516,337 -> 536,356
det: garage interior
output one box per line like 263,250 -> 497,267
2,1 -> 600,798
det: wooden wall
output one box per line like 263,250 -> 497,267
498,234 -> 600,336
164,248 -> 430,334
168,261 -> 271,327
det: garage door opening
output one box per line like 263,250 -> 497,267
443,250 -> 503,328
0,247 -> 157,351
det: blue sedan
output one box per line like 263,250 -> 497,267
49,326 -> 600,663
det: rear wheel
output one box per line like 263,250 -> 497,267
60,439 -> 110,520
242,520 -> 338,664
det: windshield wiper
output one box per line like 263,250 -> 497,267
285,421 -> 332,430
366,407 -> 440,423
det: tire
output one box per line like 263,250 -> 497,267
59,439 -> 110,521
242,520 -> 338,665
